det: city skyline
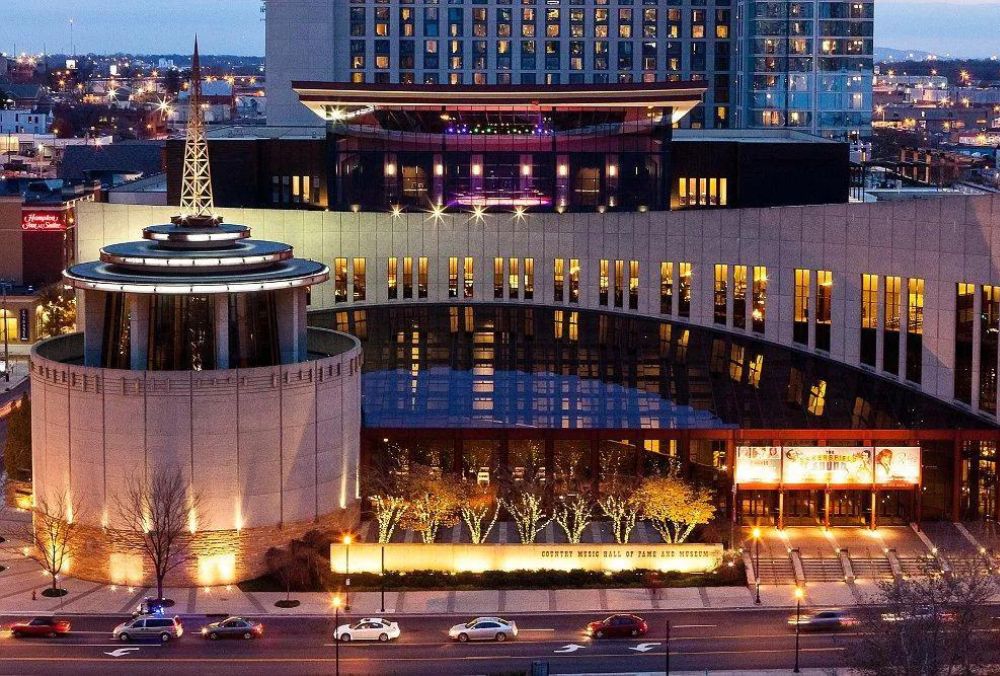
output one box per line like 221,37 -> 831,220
2,0 -> 1000,59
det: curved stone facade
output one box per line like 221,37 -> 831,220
29,329 -> 363,585
78,195 -> 1000,421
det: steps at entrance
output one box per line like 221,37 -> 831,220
849,553 -> 894,580
755,557 -> 796,585
896,554 -> 941,577
799,556 -> 846,582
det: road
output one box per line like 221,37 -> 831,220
0,608 -> 854,675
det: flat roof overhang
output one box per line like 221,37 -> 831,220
292,81 -> 707,125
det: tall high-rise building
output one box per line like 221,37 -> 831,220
265,0 -> 871,139
734,0 -> 873,137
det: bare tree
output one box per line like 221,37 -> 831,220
460,483 -> 499,545
24,493 -> 82,594
552,493 -> 594,544
114,468 -> 201,600
265,545 -> 309,607
849,562 -> 1000,675
504,485 -> 550,544
598,483 -> 641,544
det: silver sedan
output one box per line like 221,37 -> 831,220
448,617 -> 518,642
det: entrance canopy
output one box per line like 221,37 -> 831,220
292,81 -> 707,130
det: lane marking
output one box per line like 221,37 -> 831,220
104,648 -> 142,657
553,644 -> 585,653
673,624 -> 716,628
629,642 -> 661,653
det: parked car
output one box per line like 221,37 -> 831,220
201,617 -> 264,640
787,609 -> 858,631
586,614 -> 648,639
9,617 -> 71,638
448,617 -> 518,642
881,606 -> 956,624
112,616 -> 184,642
333,618 -> 400,642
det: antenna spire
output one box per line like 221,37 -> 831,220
176,36 -> 218,226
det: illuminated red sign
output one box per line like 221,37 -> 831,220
21,210 -> 68,232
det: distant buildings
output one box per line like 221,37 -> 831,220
0,109 -> 51,135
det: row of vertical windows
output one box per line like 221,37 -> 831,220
597,259 -> 640,310
856,274 -> 923,384
955,282 -> 998,413
335,258 -> 934,394
677,177 -> 728,208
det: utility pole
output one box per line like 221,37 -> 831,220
664,619 -> 670,675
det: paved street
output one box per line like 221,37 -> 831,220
0,608 -> 858,675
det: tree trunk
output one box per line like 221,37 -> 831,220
157,574 -> 164,601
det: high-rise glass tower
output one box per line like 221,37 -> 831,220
735,0 -> 873,138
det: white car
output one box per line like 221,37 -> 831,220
448,617 -> 518,642
333,618 -> 401,642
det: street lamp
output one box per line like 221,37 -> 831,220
332,595 -> 343,676
343,535 -> 352,611
752,526 -> 762,605
793,586 -> 804,673
380,544 -> 386,614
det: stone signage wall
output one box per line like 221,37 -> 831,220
330,542 -> 725,574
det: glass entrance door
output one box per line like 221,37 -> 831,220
829,490 -> 867,526
783,490 -> 822,525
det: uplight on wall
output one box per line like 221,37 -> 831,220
558,164 -> 568,177
434,163 -> 444,176
385,163 -> 397,176
608,164 -> 617,177
471,163 -> 482,176
521,164 -> 532,176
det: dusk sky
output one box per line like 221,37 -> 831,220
2,0 -> 999,58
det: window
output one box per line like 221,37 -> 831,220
713,264 -> 728,325
679,263 -> 692,318
807,380 -> 827,416
599,259 -> 609,306
524,258 -> 534,300
614,260 -> 625,308
884,276 -> 901,376
494,258 -> 504,299
793,269 -> 809,345
464,257 -> 474,299
752,267 -> 767,333
418,257 -> 428,299
448,257 -> 459,298
861,274 -> 878,367
388,257 -> 398,300
569,259 -> 580,304
677,177 -> 727,208
660,262 -> 673,315
509,258 -> 519,299
733,266 -> 747,329
628,260 -> 639,310
981,285 -> 999,413
907,278 -> 924,383
955,283 -> 975,405
335,258 -> 348,303
554,258 -> 565,302
352,258 -> 366,302
403,257 -> 413,299
816,270 -> 832,352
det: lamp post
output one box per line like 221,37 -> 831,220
665,618 -> 671,675
752,526 -> 762,605
343,535 -> 352,611
793,586 -> 803,673
380,544 -> 386,614
333,596 -> 342,676
1,280 -> 11,382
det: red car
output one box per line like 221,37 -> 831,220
10,617 -> 71,638
585,614 -> 648,639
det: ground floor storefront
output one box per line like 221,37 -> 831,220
361,427 -> 1000,527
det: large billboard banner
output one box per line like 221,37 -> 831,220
735,445 -> 921,487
